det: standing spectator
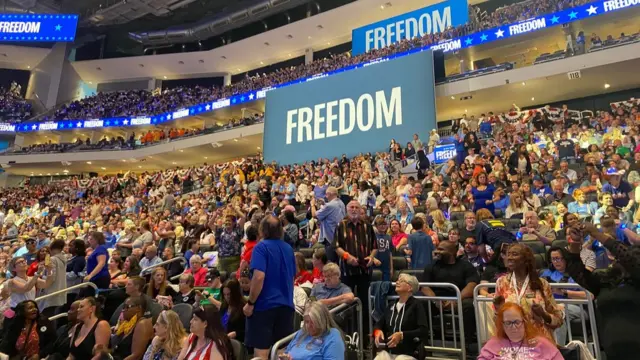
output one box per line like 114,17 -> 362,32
38,239 -> 67,313
83,231 -> 110,293
602,169 -> 634,220
244,215 -> 296,360
333,200 -> 377,336
212,212 -> 244,274
66,239 -> 86,287
373,217 -> 393,281
405,217 -> 434,269
556,132 -> 576,161
237,225 -> 258,278
311,186 -> 346,263
472,173 -> 496,215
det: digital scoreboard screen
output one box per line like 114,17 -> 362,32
0,13 -> 78,42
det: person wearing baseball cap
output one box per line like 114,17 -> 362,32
195,268 -> 222,308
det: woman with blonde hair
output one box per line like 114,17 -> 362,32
479,303 -> 562,359
505,191 -> 529,219
145,267 -> 177,301
143,310 -> 187,360
430,209 -> 452,241
281,302 -> 345,359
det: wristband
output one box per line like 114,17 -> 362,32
342,252 -> 351,260
373,329 -> 383,338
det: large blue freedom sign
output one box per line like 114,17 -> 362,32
352,0 -> 469,55
263,51 -> 436,165
0,13 -> 78,42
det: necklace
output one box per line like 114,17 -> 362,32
508,339 -> 525,359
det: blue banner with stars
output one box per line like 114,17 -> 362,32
0,0 -> 637,133
0,13 -> 78,42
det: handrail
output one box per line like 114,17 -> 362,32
270,298 -> 363,360
49,312 -> 68,321
35,282 -> 98,302
140,256 -> 186,276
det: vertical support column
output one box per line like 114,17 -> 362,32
562,23 -> 576,55
305,48 -> 314,65
13,134 -> 25,149
223,73 -> 232,86
26,42 -> 70,109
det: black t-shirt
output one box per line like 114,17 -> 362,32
459,224 -> 480,245
481,264 -> 508,283
173,290 -> 197,305
476,219 -> 516,250
556,139 -> 575,159
422,259 -> 480,297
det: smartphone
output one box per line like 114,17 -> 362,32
44,254 -> 51,267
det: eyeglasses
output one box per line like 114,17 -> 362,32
503,319 -> 524,328
550,257 -> 564,262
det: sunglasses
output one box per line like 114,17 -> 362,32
123,303 -> 139,310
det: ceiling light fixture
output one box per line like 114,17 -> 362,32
172,162 -> 177,165
450,96 -> 455,100
27,66 -> 31,69
47,173 -> 50,175
260,61 -> 264,65
179,149 -> 184,152
531,97 -> 535,101
522,82 -> 526,86
122,159 -> 127,162
63,169 -> 69,173
39,173 -> 42,176
56,173 -> 59,175
138,166 -> 142,168
257,146 -> 261,150
163,76 -> 167,79
86,161 -> 92,164
101,167 -> 106,170
380,5 -> 385,9
233,139 -> 239,142
204,156 -> 208,159
604,83 -> 611,89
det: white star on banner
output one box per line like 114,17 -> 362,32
166,114 -> 172,120
123,119 -> 129,125
76,122 -> 82,127
205,104 -> 211,110
495,29 -> 504,38
31,124 -> 37,130
249,93 -> 255,100
586,5 -> 598,15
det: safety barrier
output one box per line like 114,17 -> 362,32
368,282 -> 466,359
49,312 -> 68,321
473,283 -> 600,358
35,282 -> 98,303
269,298 -> 364,360
140,256 -> 186,276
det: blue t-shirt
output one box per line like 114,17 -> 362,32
374,233 -> 392,280
87,245 -> 110,280
602,181 -> 633,208
285,328 -> 345,360
540,269 -> 575,299
250,239 -> 296,311
313,184 -> 328,200
408,231 -> 434,269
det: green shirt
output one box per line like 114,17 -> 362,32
200,287 -> 221,305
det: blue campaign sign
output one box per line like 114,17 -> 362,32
433,143 -> 457,164
263,51 -> 437,165
0,14 -> 78,42
0,0 -> 637,134
352,0 -> 469,56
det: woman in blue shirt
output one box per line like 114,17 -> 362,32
282,301 -> 345,360
83,231 -> 110,296
471,172 -> 496,215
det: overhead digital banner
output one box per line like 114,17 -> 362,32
263,51 -> 436,165
352,0 -> 469,55
0,13 -> 78,42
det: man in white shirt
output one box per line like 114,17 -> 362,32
465,148 -> 478,165
560,161 -> 578,183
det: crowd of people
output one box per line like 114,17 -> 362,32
7,114 -> 264,155
7,0 -> 595,124
0,82 -> 32,123
0,92 -> 637,359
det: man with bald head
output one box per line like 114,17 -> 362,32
421,240 -> 479,341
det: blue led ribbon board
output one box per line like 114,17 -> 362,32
0,13 -> 78,42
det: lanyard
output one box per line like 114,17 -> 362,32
510,274 -> 530,305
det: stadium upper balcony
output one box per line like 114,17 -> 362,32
0,0 -> 638,132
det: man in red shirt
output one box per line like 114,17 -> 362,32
236,225 -> 258,278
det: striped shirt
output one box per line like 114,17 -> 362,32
332,219 -> 377,277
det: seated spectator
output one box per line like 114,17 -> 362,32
373,274 -> 427,360
144,267 -> 178,306
111,296 -> 154,360
50,300 -> 81,359
478,303 -> 562,360
310,262 -> 354,307
311,248 -> 328,284
0,300 -> 56,358
405,217 -> 434,269
238,269 -> 251,297
69,297 -> 111,360
220,279 -> 246,342
143,310 -> 187,360
568,189 -> 598,217
593,192 -> 613,224
26,246 -> 49,276
389,219 -> 408,251
282,301 -> 345,360
294,252 -> 314,287
184,255 -> 208,286
196,268 -> 222,308
462,236 -> 486,274
540,247 -> 587,345
162,246 -> 184,279
140,245 -> 162,270
176,305 -> 234,359
520,211 -> 556,245
111,255 -> 142,288
495,244 -> 564,341
173,273 -> 197,305
183,238 -> 202,269
505,191 -> 529,218
421,241 -> 478,341
479,243 -> 510,296
108,256 -> 124,279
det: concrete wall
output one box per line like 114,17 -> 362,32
0,173 -> 25,188
26,42 -> 71,109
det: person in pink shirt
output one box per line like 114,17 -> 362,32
478,302 -> 563,360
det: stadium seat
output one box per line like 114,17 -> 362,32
523,240 -> 546,257
415,206 -> 426,214
534,254 -> 546,269
305,258 -> 314,270
110,303 -> 125,326
231,339 -> 248,360
392,257 -> 408,270
450,211 -> 465,222
148,301 -> 163,324
494,209 -> 504,218
552,239 -> 568,249
172,303 -> 193,331
371,269 -> 383,282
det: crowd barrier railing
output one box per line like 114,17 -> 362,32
140,256 -> 186,276
35,282 -> 98,303
473,283 -> 601,358
269,298 -> 364,360
368,282 -> 466,359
